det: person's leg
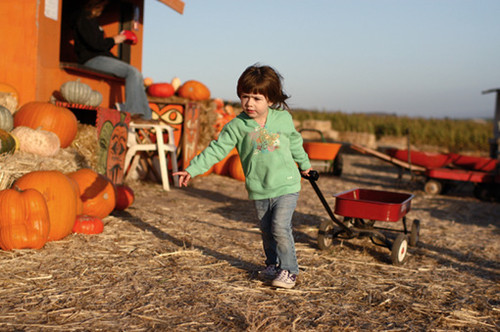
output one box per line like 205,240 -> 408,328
270,192 -> 299,275
255,199 -> 278,268
84,56 -> 152,119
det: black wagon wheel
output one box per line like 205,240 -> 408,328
317,219 -> 336,250
391,234 -> 408,265
424,179 -> 442,195
410,219 -> 420,246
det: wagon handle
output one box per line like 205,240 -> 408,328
302,171 -> 353,235
299,128 -> 326,142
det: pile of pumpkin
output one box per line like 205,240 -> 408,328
0,89 -> 134,251
194,99 -> 245,182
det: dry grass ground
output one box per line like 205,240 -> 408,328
0,153 -> 499,331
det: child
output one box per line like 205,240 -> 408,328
174,64 -> 311,289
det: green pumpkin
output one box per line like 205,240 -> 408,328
86,90 -> 103,107
60,79 -> 92,104
0,129 -> 16,155
0,105 -> 13,132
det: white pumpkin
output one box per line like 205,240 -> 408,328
11,126 -> 60,157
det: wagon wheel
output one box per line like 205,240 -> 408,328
391,234 -> 408,265
410,219 -> 420,246
424,179 -> 442,195
318,219 -> 340,250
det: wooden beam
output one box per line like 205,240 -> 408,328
158,0 -> 185,14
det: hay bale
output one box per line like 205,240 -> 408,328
0,124 -> 98,190
339,131 -> 377,148
300,119 -> 332,132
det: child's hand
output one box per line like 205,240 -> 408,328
300,167 -> 313,177
173,171 -> 191,187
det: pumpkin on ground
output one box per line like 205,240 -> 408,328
147,83 -> 175,98
67,168 -> 116,219
177,80 -> 210,101
67,177 -> 84,215
0,105 -> 13,132
0,129 -> 17,155
0,187 -> 50,250
213,148 -> 238,175
227,154 -> 245,182
115,184 -> 135,210
11,126 -> 60,157
72,215 -> 104,235
14,101 -> 78,148
60,79 -> 92,104
14,170 -> 78,241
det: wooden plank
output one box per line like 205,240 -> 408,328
350,143 -> 426,173
158,0 -> 185,14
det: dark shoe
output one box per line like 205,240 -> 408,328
259,265 -> 279,280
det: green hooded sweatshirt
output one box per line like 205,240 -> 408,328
185,108 -> 311,200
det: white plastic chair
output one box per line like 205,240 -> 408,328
124,122 -> 179,190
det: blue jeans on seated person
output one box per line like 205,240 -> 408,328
84,56 -> 152,119
254,192 -> 300,275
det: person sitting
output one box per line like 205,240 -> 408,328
72,0 -> 154,123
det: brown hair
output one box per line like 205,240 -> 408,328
84,0 -> 109,17
237,64 -> 290,110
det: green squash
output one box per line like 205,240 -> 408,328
0,129 -> 16,155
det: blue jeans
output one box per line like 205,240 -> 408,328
254,192 -> 299,275
84,56 -> 152,119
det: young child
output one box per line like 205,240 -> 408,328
174,64 -> 311,289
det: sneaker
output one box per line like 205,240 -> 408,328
272,269 -> 297,289
259,265 -> 279,280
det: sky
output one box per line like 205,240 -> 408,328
141,0 -> 500,119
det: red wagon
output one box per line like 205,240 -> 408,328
304,171 -> 420,265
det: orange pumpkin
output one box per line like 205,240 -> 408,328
177,80 -> 210,101
14,101 -> 78,148
0,187 -> 50,250
14,170 -> 77,241
68,168 -> 116,219
213,148 -> 238,175
228,154 -> 245,182
72,215 -> 104,234
115,184 -> 134,210
68,177 -> 84,215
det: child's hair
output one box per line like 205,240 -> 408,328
237,64 -> 290,110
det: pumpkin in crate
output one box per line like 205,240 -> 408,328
114,184 -> 135,210
0,105 -> 13,132
147,83 -> 175,98
86,90 -> 103,107
60,79 -> 92,104
72,215 -> 104,235
11,126 -> 60,157
0,129 -> 16,155
177,80 -> 210,101
14,101 -> 78,148
228,154 -> 245,182
14,170 -> 78,241
0,187 -> 50,250
67,168 -> 116,219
